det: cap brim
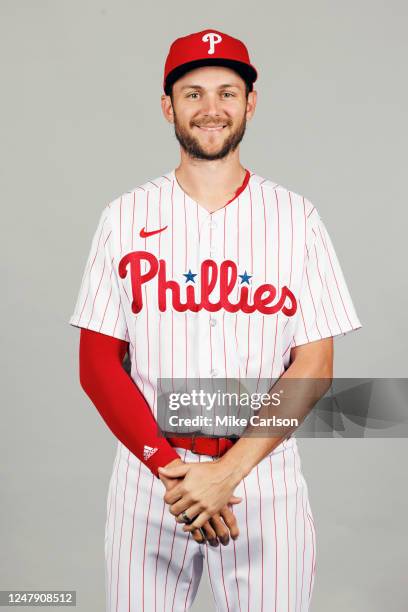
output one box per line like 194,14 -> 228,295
164,58 -> 257,94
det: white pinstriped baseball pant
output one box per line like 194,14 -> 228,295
105,436 -> 316,611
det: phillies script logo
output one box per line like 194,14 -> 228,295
118,251 -> 298,316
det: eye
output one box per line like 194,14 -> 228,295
187,92 -> 199,99
222,92 -> 235,98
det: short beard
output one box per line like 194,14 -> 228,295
173,112 -> 247,161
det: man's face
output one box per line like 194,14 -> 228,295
166,66 -> 255,161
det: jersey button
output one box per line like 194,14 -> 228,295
209,220 -> 217,230
210,368 -> 219,377
209,318 -> 217,327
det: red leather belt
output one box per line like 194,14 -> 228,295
167,434 -> 238,457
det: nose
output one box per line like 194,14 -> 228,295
199,92 -> 223,118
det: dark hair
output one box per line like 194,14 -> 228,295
169,79 -> 251,104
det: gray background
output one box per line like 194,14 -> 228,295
1,1 -> 407,610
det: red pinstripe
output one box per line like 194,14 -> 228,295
310,233 -> 343,334
107,446 -> 122,609
299,486 -> 307,611
109,443 -> 122,609
245,317 -> 250,376
256,465 -> 264,611
196,201 -> 201,243
121,282 -> 131,306
106,450 -> 120,534
275,189 -> 280,292
85,236 -> 111,325
162,507 -> 178,608
206,541 -> 217,605
154,498 -> 166,612
298,302 -> 311,343
112,301 -> 123,338
245,185 -> 254,377
184,576 -> 193,612
282,444 -> 291,612
292,447 -> 300,612
268,455 -> 278,612
242,478 -> 251,612
302,197 -> 307,266
125,459 -> 141,612
132,309 -> 144,395
305,265 -> 323,338
231,505 -> 242,612
171,530 -> 192,610
269,316 -> 278,387
141,475 -> 155,611
312,243 -> 334,335
115,451 -> 130,611
99,261 -> 114,330
219,545 -> 231,611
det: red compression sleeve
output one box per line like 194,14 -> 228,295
78,328 -> 180,477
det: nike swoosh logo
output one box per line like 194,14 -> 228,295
140,225 -> 168,238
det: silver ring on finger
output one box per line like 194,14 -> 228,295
180,511 -> 191,524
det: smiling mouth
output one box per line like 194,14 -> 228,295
195,125 -> 227,132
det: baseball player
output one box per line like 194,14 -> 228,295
69,28 -> 362,611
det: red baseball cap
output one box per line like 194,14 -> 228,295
163,28 -> 258,95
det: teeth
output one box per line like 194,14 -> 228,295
198,126 -> 225,131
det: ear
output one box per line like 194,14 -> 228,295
161,94 -> 175,124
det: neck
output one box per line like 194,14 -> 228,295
174,152 -> 247,209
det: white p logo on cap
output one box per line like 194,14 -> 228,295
202,32 -> 222,55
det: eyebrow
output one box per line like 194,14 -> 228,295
180,83 -> 241,91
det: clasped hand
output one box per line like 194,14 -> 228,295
158,459 -> 243,546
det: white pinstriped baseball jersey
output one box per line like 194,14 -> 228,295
69,168 -> 362,611
69,168 -> 362,405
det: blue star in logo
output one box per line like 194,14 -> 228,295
239,270 -> 252,284
183,269 -> 197,283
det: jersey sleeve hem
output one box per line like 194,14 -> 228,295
68,315 -> 129,342
292,320 -> 362,348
